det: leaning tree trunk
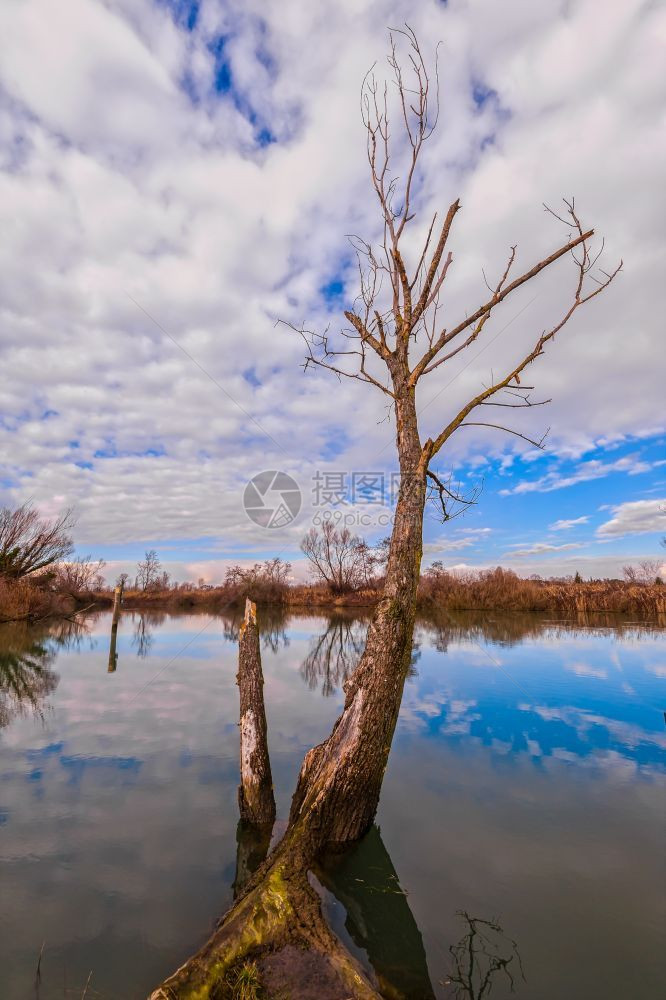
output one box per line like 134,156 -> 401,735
150,392 -> 427,999
289,383 -> 426,849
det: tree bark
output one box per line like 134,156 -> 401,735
237,599 -> 276,827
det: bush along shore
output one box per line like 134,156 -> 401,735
2,564 -> 665,625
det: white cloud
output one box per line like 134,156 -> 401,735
597,498 -> 666,538
508,542 -> 583,558
424,537 -> 477,554
549,516 -> 589,531
499,454 -> 657,496
566,662 -> 608,680
0,0 -> 663,552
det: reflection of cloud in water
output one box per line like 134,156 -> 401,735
530,705 -> 666,752
405,611 -> 666,777
398,686 -> 665,776
1,608 -> 664,1000
565,661 -> 608,679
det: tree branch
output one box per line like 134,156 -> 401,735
458,422 -> 551,450
426,469 -> 482,522
409,226 -> 592,386
425,227 -> 622,459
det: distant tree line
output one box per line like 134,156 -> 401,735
1,499 -> 663,627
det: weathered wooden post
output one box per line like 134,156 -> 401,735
112,582 -> 123,624
107,581 -> 123,673
237,598 -> 276,826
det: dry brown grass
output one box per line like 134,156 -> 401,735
109,568 -> 666,618
4,564 -> 663,623
0,576 -> 72,622
418,566 -> 666,615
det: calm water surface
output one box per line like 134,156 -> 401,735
1,609 -> 664,999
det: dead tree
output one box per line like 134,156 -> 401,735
150,26 -> 619,998
237,599 -> 276,827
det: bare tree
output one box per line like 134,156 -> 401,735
135,549 -> 161,590
152,27 -> 619,999
0,501 -> 75,580
624,559 -> 663,585
53,556 -> 106,595
301,522 -> 377,593
284,23 -> 619,848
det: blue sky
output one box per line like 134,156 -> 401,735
0,0 -> 664,582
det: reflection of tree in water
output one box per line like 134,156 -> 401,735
443,911 -> 525,999
131,614 -> 154,659
220,608 -> 289,655
228,816 -> 525,1000
127,610 -> 171,659
302,617 -> 419,696
317,824 -> 436,999
0,622 -> 61,728
301,618 -> 367,696
419,610 -> 554,652
232,819 -> 273,900
418,607 -> 662,651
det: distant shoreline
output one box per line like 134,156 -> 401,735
2,568 -> 665,626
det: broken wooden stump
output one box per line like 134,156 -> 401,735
112,581 -> 123,624
237,598 -> 276,827
107,582 -> 123,672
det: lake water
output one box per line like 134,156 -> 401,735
1,608 -> 664,999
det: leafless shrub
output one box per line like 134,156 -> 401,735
0,500 -> 74,579
623,559 -> 664,585
52,557 -> 107,596
225,558 -> 292,604
300,523 -> 380,594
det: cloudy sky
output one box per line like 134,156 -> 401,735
1,0 -> 664,583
